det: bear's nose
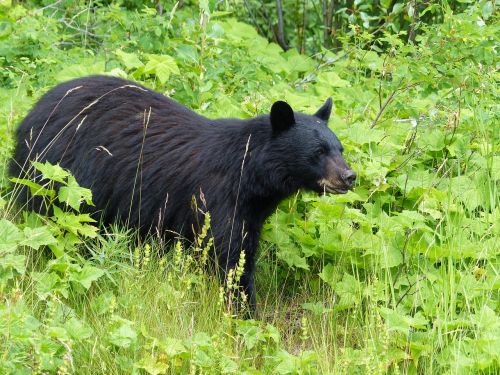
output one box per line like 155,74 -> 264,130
341,169 -> 356,188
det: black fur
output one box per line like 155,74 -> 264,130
10,75 -> 355,310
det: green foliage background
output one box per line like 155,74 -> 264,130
0,0 -> 498,373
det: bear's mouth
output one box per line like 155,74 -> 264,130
317,179 -> 349,194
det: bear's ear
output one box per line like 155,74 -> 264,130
314,98 -> 333,122
270,101 -> 295,134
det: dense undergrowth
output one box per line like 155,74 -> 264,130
0,1 -> 499,374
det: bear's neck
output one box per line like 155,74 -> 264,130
229,117 -> 299,225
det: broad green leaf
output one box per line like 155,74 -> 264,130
108,318 -> 137,348
32,161 -> 69,184
65,317 -> 93,341
175,44 -> 199,63
10,177 -> 56,198
57,60 -> 106,82
135,356 -> 169,375
221,19 -> 259,41
318,71 -> 350,88
70,264 -> 105,290
33,271 -> 68,298
0,218 -> 22,253
284,48 -> 315,73
162,337 -> 187,357
0,253 -> 26,275
115,50 -> 143,70
380,243 -> 403,268
277,246 -> 309,270
91,291 -> 115,316
393,169 -> 434,193
379,307 -> 428,335
58,175 -> 93,211
344,122 -> 385,145
335,273 -> 363,310
302,302 -> 332,316
482,1 -> 494,19
144,54 -> 180,84
47,326 -> 70,340
265,324 -> 281,344
219,356 -> 238,373
236,320 -> 262,350
392,3 -> 405,14
20,226 -> 57,250
419,129 -> 446,151
319,263 -> 338,288
53,206 -> 98,238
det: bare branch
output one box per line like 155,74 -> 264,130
276,0 -> 289,51
370,80 -> 421,129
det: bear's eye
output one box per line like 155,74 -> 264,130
315,146 -> 328,157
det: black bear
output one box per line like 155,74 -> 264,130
10,75 -> 356,310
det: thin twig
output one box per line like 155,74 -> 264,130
58,18 -> 99,38
276,0 -> 289,50
36,0 -> 63,12
395,276 -> 426,308
391,229 -> 416,305
370,80 -> 421,129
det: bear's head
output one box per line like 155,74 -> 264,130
269,99 -> 356,194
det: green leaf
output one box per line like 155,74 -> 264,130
302,302 -> 332,316
419,129 -> 445,151
319,71 -> 350,88
108,318 -> 137,348
393,169 -> 434,193
135,356 -> 169,375
0,218 -> 22,253
335,273 -> 364,310
236,320 -> 265,350
0,253 -> 26,276
47,326 -> 70,340
482,1 -> 493,19
265,324 -> 281,344
221,19 -> 258,41
219,356 -> 238,373
115,50 -> 144,70
343,122 -> 385,145
319,263 -> 338,288
284,48 -> 315,73
379,307 -> 428,335
91,291 -> 115,316
33,161 -> 70,183
276,246 -> 309,270
144,54 -> 180,84
379,243 -> 403,268
392,3 -> 404,14
162,337 -> 187,357
65,317 -> 93,341
58,175 -> 93,211
33,271 -> 68,298
58,60 -> 106,82
175,44 -> 199,63
10,177 -> 56,198
52,206 -> 98,238
70,264 -> 105,290
20,226 -> 57,250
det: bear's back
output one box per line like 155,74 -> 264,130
10,76 -> 213,226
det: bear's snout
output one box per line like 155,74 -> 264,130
341,169 -> 356,189
317,156 -> 356,194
